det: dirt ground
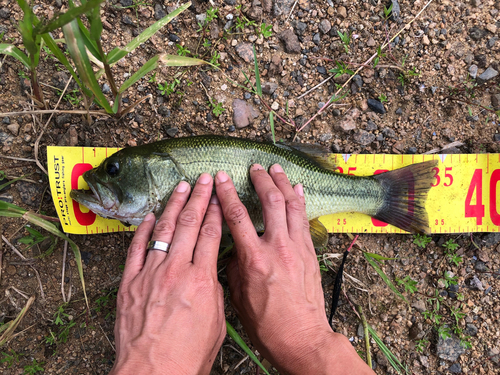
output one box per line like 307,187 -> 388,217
1,0 -> 500,374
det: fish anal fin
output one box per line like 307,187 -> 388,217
309,218 -> 328,248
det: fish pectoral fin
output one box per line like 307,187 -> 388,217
308,218 -> 328,249
277,142 -> 337,172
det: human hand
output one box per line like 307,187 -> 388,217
215,164 -> 373,375
110,174 -> 226,375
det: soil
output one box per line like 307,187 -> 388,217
1,0 -> 500,374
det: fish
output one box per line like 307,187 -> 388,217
70,135 -> 438,247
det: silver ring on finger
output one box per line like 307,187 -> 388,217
147,240 -> 170,253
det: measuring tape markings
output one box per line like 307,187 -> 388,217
47,146 -> 500,234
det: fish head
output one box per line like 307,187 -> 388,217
70,151 -> 174,226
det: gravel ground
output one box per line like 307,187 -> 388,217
1,0 -> 500,374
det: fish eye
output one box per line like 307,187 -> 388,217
106,161 -> 120,177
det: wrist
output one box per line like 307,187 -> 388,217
267,330 -> 372,375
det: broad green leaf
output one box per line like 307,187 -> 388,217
107,2 -> 191,64
34,0 -> 105,35
364,253 -> 408,303
119,55 -> 159,93
88,6 -> 103,45
253,44 -> 261,96
0,44 -> 30,68
226,321 -> 270,375
158,53 -> 208,67
62,20 -> 113,113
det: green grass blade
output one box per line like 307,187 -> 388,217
364,252 -> 396,261
62,20 -> 113,113
107,2 -> 191,65
0,200 -> 27,217
367,325 -> 408,374
119,55 -> 159,94
0,44 -> 30,68
158,53 -> 208,67
252,44 -> 261,96
226,321 -> 270,375
34,0 -> 105,35
76,18 -> 101,60
363,253 -> 408,303
269,112 -> 275,144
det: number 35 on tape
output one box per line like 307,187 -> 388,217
47,146 -> 500,235
319,153 -> 500,234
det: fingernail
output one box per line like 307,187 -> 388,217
216,171 -> 229,183
210,195 -> 219,205
271,164 -> 284,173
176,181 -> 190,193
198,173 -> 212,185
144,212 -> 155,222
295,184 -> 304,197
251,164 -> 263,171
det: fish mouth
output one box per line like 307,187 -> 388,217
69,172 -> 118,212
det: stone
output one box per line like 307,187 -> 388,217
353,130 -> 375,145
474,260 -> 487,272
0,7 -> 10,19
154,4 -> 166,20
487,37 -> 498,48
469,64 -> 478,79
449,363 -> 461,374
56,114 -> 72,127
120,0 -> 133,6
273,0 -> 295,17
319,133 -> 332,142
169,34 -> 181,43
58,126 -> 78,147
464,324 -> 478,336
52,71 -> 71,91
262,0 -> 272,13
492,94 -> 500,110
16,181 -> 44,207
336,118 -> 356,133
337,6 -> 347,18
7,123 -> 19,136
235,43 -> 254,63
262,82 -> 278,95
382,127 -> 395,138
316,66 -> 327,75
365,120 -> 377,131
437,334 -> 466,361
278,29 -> 301,54
412,299 -> 426,313
469,26 -> 486,41
122,15 -> 135,26
367,98 -> 386,114
268,55 -> 283,76
352,75 -> 363,88
102,83 -> 111,94
478,67 -> 498,81
196,13 -> 207,25
483,232 -> 500,247
0,132 -> 14,147
367,37 -> 376,47
486,24 -> 498,34
319,19 -> 331,34
247,0 -> 263,20
390,0 -> 401,21
232,99 -> 260,129
158,105 -> 171,117
294,21 -> 307,36
312,33 -> 321,45
166,127 -> 178,137
422,35 -> 430,45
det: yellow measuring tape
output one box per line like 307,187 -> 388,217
47,146 -> 500,235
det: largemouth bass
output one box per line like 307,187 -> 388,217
70,135 -> 437,247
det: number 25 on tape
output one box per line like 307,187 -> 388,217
465,169 -> 500,226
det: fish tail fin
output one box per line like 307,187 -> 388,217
372,160 -> 438,234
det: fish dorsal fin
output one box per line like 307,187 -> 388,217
276,141 -> 337,172
309,218 -> 328,248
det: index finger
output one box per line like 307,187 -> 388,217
215,171 -> 259,258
